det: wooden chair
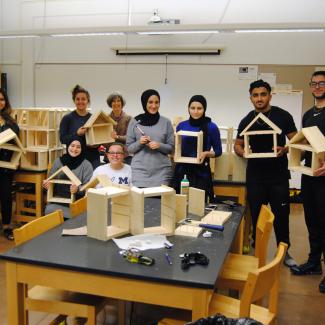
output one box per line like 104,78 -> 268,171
159,242 -> 287,325
70,196 -> 87,218
13,210 -> 108,325
216,204 -> 275,291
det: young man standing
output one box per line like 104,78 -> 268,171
234,79 -> 297,267
291,71 -> 325,293
92,142 -> 132,187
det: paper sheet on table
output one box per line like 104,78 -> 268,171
113,233 -> 172,251
62,226 -> 87,236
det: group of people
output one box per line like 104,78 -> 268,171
0,71 -> 324,293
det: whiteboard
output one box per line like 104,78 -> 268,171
271,90 -> 303,189
34,63 -> 256,128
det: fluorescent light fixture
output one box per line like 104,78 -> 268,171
0,35 -> 40,39
235,28 -> 325,33
137,30 -> 219,35
0,23 -> 324,39
51,32 -> 124,37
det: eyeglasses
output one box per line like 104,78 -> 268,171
107,151 -> 124,155
309,81 -> 325,88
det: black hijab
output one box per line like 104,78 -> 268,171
60,136 -> 85,170
188,95 -> 211,148
135,89 -> 161,126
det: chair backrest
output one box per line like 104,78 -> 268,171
255,204 -> 275,267
70,196 -> 87,217
239,242 -> 287,318
14,210 -> 64,246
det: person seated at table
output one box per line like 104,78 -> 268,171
91,142 -> 132,187
126,89 -> 174,187
43,136 -> 93,219
171,95 -> 222,202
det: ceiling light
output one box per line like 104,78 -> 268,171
0,35 -> 40,39
51,32 -> 124,37
235,28 -> 325,33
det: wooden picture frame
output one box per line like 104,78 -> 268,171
174,130 -> 203,164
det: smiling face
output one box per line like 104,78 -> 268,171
74,92 -> 89,112
146,95 -> 160,114
250,87 -> 272,111
106,144 -> 124,169
68,140 -> 82,157
111,97 -> 123,116
310,74 -> 325,100
189,101 -> 205,119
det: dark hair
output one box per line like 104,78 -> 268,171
0,89 -> 15,125
249,79 -> 272,94
106,92 -> 126,108
71,84 -> 90,103
311,71 -> 325,80
105,142 -> 125,153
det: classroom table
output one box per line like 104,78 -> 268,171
1,201 -> 244,324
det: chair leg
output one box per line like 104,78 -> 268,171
118,300 -> 126,325
86,306 -> 96,325
49,314 -> 68,325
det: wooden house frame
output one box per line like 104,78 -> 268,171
240,112 -> 281,158
174,130 -> 203,164
0,129 -> 25,170
84,110 -> 117,145
130,186 -> 176,236
87,185 -> 131,241
45,166 -> 81,204
288,126 -> 325,176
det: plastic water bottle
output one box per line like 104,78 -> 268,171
180,174 -> 189,197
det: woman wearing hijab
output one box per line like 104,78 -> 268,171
43,136 -> 93,218
172,95 -> 222,202
126,89 -> 174,187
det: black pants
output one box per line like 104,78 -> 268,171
301,175 -> 325,264
0,168 -> 14,225
247,179 -> 290,247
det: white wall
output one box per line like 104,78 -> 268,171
0,0 -> 325,108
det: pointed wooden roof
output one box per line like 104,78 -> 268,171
46,165 -> 81,186
240,112 -> 282,136
289,126 -> 325,153
0,128 -> 26,153
83,110 -> 117,128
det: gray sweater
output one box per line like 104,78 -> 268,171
126,116 -> 174,187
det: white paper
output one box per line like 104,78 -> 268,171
113,233 -> 173,251
62,226 -> 87,236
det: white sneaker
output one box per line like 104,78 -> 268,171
284,252 -> 297,267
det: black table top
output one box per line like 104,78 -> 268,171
0,201 -> 244,290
